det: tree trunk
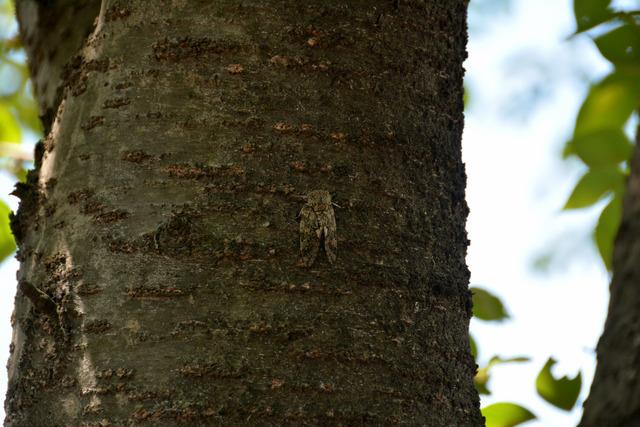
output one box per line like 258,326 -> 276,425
580,128 -> 640,427
5,1 -> 479,425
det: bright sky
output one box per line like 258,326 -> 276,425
0,1 -> 617,425
465,0 -> 612,425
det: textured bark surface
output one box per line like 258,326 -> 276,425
580,130 -> 640,427
15,0 -> 101,134
6,1 -> 479,425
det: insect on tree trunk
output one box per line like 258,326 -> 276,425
5,1 -> 480,425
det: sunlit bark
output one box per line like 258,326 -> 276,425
5,1 -> 479,425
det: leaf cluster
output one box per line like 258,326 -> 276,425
563,0 -> 640,270
471,287 -> 581,426
0,0 -> 42,263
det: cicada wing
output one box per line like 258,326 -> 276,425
299,205 -> 320,266
321,206 -> 337,264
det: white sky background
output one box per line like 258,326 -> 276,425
465,0 -> 613,425
0,0 -> 618,425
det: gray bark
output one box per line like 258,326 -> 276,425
5,1 -> 479,425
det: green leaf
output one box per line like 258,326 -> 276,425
595,194 -> 622,270
475,370 -> 491,395
0,104 -> 21,143
573,0 -> 613,32
574,71 -> 640,139
0,199 -> 15,262
13,166 -> 26,182
471,287 -> 509,321
595,24 -> 640,65
571,128 -> 633,168
464,85 -> 471,109
563,168 -> 625,209
535,358 -> 582,411
475,356 -> 530,396
562,138 -> 575,159
15,95 -> 42,135
482,402 -> 536,427
469,334 -> 478,360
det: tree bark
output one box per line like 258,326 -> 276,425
5,1 -> 479,425
580,127 -> 640,427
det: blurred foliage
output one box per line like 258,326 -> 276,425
563,0 -> 640,270
0,2 -> 40,142
471,287 -> 510,321
475,355 -> 530,396
0,0 -> 40,265
470,288 -> 511,395
471,288 -> 582,425
473,1 -> 640,423
563,167 -> 625,209
535,357 -> 582,411
0,199 -> 14,259
482,402 -> 536,427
